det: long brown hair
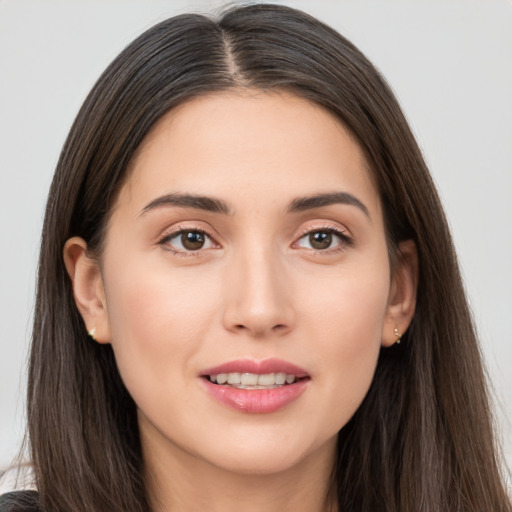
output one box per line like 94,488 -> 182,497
21,3 -> 510,511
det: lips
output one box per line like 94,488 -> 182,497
201,358 -> 309,377
200,358 -> 310,413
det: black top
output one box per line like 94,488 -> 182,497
0,491 -> 40,512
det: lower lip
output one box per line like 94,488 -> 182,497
201,378 -> 309,414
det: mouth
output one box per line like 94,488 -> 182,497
199,359 -> 310,413
205,372 -> 307,389
206,372 -> 306,389
200,358 -> 310,388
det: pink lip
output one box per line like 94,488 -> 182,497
200,358 -> 310,414
200,358 -> 309,378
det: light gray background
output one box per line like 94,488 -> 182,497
1,0 -> 511,486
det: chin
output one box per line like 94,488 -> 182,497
200,430 -> 337,477
210,449 -> 311,476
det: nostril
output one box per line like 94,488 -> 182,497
231,322 -> 289,336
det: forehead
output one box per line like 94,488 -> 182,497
119,90 -> 380,216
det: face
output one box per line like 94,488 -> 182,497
69,91 -> 414,477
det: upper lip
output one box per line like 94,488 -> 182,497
200,358 -> 309,378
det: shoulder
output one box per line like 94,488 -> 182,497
0,491 -> 40,512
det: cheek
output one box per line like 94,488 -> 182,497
105,252 -> 220,339
297,263 -> 390,426
102,257 -> 220,403
299,260 -> 390,344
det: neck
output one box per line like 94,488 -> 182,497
142,430 -> 338,512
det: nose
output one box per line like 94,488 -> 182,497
222,245 -> 295,338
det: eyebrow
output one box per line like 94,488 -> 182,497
140,193 -> 233,216
140,191 -> 369,218
287,192 -> 370,218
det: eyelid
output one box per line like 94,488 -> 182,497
292,222 -> 353,252
295,220 -> 351,239
157,223 -> 221,256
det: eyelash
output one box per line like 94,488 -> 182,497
293,224 -> 353,254
157,225 -> 219,257
157,224 -> 352,257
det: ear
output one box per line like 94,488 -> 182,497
381,239 -> 418,347
63,237 -> 111,344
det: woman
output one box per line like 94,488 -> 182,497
1,3 -> 510,511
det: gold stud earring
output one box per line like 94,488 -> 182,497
394,327 -> 402,344
88,327 -> 97,341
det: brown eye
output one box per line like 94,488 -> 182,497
161,229 -> 216,254
181,231 -> 205,250
308,231 -> 332,250
295,228 -> 350,252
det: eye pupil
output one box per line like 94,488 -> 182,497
181,231 -> 205,250
309,231 -> 332,250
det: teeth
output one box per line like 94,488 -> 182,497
240,373 -> 259,386
257,373 -> 275,386
209,372 -> 298,387
275,372 -> 286,385
227,373 -> 241,384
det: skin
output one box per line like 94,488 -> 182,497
65,90 -> 417,512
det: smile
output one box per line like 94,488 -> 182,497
201,359 -> 310,413
208,372 -> 298,388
